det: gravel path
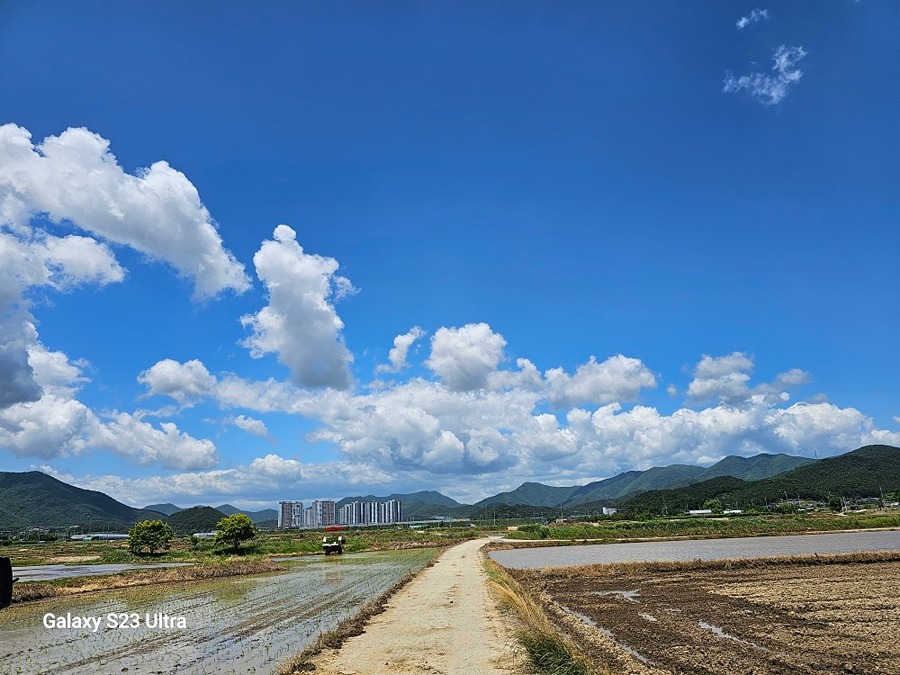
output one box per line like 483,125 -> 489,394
309,538 -> 523,675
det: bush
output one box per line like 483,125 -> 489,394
515,523 -> 551,539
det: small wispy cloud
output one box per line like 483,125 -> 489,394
736,8 -> 769,30
229,415 -> 275,442
723,44 -> 807,105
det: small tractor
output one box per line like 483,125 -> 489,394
322,534 -> 344,555
1,557 -> 17,610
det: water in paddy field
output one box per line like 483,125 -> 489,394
0,549 -> 436,674
489,529 -> 900,569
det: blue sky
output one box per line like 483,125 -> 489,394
1,2 -> 897,508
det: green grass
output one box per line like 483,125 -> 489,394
484,557 -> 601,675
520,633 -> 592,675
505,512 -> 900,542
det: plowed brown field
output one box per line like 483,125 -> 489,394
515,558 -> 900,675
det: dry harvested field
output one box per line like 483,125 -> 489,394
513,554 -> 900,675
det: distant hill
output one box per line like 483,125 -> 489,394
469,454 -> 810,512
729,444 -> 900,503
168,506 -> 227,534
215,504 -> 278,524
567,465 -> 706,505
619,476 -> 751,514
144,503 -> 184,516
0,472 -> 165,530
621,445 -> 900,514
695,453 -> 814,482
474,482 -> 579,509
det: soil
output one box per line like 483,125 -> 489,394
308,538 -> 523,675
515,560 -> 900,675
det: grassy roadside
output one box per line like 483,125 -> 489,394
11,557 -> 283,604
499,512 -> 900,545
483,556 -> 602,675
274,548 -> 442,674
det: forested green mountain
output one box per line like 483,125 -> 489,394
621,445 -> 900,514
0,471 -> 164,530
144,503 -> 183,516
473,482 -> 579,509
215,504 -> 278,523
167,506 -> 227,534
695,453 -> 813,482
473,454 -> 810,510
567,464 -> 706,505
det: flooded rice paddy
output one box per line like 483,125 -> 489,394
12,562 -> 192,582
489,528 -> 900,569
0,548 -> 436,674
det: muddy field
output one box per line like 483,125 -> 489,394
514,557 -> 900,675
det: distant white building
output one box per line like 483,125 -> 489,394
338,499 -> 402,526
687,509 -> 713,515
280,497 -> 400,529
602,507 -> 618,516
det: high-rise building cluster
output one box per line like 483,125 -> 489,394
339,499 -> 401,526
278,498 -> 401,529
277,500 -> 336,529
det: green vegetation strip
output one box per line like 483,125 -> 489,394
483,557 -> 600,675
503,513 -> 900,543
274,549 -> 442,674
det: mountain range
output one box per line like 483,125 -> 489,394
144,502 -> 277,524
1,446 -> 895,530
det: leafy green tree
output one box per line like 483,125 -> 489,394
702,499 -> 723,514
128,519 -> 174,555
214,513 -> 257,552
828,495 -> 843,512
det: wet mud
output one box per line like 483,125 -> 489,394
516,560 -> 900,675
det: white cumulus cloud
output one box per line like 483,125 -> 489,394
230,415 -> 272,440
241,225 -> 355,390
426,323 -> 506,391
89,412 -> 218,471
138,359 -> 217,403
687,352 -> 754,403
0,124 -> 249,299
545,355 -> 656,407
377,326 -> 426,373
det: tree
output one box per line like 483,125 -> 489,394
702,499 -> 723,514
128,519 -> 174,555
214,513 -> 257,552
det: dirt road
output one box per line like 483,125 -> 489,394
308,538 -> 523,675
